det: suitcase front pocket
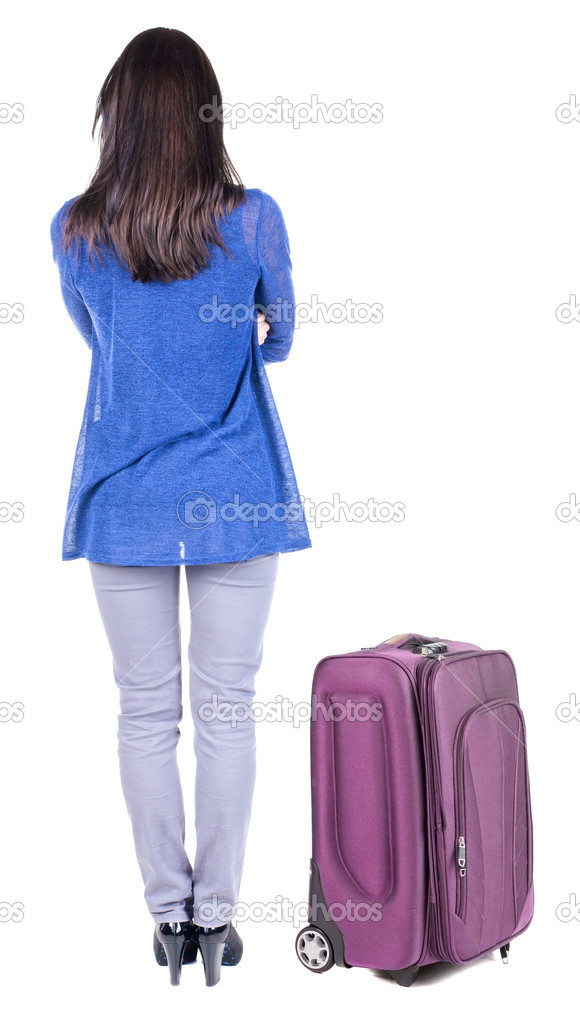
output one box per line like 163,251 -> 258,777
453,698 -> 532,938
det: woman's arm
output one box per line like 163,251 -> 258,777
50,208 -> 94,350
254,192 -> 295,363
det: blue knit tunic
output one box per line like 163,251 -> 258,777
50,189 -> 312,565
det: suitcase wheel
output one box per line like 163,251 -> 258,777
295,926 -> 335,973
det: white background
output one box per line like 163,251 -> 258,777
1,0 -> 579,1018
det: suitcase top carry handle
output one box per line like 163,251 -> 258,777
380,633 -> 449,657
380,633 -> 437,648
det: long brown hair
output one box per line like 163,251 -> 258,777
60,27 -> 245,285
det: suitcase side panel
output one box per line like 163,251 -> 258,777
428,651 -> 534,963
311,654 -> 428,971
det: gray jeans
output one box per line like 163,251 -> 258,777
88,553 -> 279,926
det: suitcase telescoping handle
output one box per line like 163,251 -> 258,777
380,633 -> 449,657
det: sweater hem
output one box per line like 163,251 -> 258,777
62,539 -> 312,567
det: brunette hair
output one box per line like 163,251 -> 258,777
60,27 -> 245,284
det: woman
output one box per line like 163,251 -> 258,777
50,26 -> 311,988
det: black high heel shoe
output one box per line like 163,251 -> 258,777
154,924 -> 198,970
193,921 -> 242,986
221,922 -> 243,966
154,921 -> 197,986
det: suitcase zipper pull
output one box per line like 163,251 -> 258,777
457,836 -> 466,875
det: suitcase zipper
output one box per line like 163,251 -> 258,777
417,649 -> 483,962
416,654 -> 449,959
453,696 -> 528,923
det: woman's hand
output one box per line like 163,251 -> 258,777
257,310 -> 270,345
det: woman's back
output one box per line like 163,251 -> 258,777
50,187 -> 312,565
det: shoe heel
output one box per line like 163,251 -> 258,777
154,929 -> 198,967
155,923 -> 191,986
195,924 -> 229,987
164,938 -> 185,986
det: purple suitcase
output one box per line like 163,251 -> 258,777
295,633 -> 534,986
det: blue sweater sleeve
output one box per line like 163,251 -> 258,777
50,207 -> 94,350
254,192 -> 295,363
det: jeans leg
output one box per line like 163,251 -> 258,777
185,553 -> 279,926
88,561 -> 194,923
